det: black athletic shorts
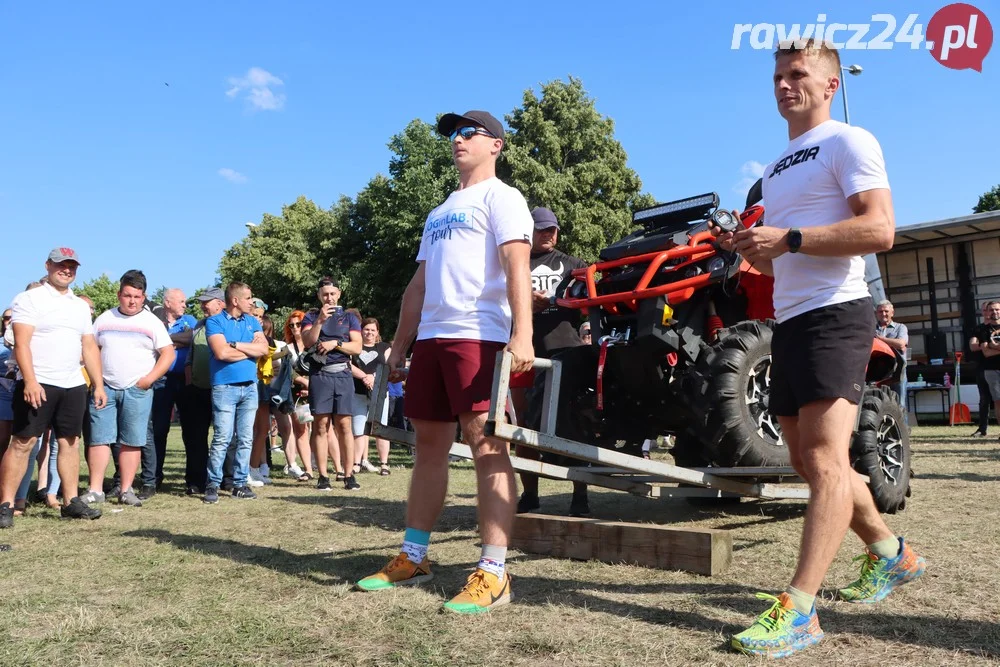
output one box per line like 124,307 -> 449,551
770,297 -> 875,417
11,381 -> 89,439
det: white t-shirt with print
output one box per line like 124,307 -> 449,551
416,177 -> 533,343
762,119 -> 890,323
9,283 -> 93,388
94,308 -> 173,390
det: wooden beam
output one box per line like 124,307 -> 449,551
512,513 -> 732,576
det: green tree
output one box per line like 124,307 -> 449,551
338,120 -> 459,332
218,77 -> 656,336
218,196 -> 348,312
974,185 -> 1000,213
150,285 -> 167,306
75,274 -> 119,315
498,76 -> 656,262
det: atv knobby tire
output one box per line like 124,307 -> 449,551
693,320 -> 790,467
850,385 -> 911,514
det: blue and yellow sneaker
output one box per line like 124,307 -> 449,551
838,537 -> 925,603
731,592 -> 824,658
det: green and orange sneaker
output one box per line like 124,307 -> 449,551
355,552 -> 433,592
442,568 -> 513,615
730,592 -> 824,658
838,537 -> 925,603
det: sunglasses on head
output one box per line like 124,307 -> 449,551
449,126 -> 495,141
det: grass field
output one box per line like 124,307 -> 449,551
1,425 -> 998,666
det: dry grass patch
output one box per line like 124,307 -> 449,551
1,426 -> 998,665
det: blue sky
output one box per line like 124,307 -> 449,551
1,1 -> 997,307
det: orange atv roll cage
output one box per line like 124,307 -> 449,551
557,205 -> 766,316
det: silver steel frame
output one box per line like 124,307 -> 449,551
367,352 -> 815,501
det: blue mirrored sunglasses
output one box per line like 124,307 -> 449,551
449,126 -> 495,141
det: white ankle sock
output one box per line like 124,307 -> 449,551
478,544 -> 507,579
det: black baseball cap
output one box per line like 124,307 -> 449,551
437,110 -> 504,141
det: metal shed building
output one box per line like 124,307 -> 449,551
877,209 -> 1000,420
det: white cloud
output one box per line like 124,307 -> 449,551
733,160 -> 766,200
218,168 -> 248,184
225,67 -> 285,111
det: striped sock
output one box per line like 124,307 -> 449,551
401,527 -> 430,564
478,544 -> 507,579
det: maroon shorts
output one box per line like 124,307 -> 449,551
403,338 -> 505,422
509,369 -> 535,389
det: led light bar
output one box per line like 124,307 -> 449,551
632,192 -> 720,229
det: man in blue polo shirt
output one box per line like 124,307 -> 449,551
202,282 -> 268,504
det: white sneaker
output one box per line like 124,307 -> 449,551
247,468 -> 267,487
287,464 -> 304,478
360,459 -> 379,473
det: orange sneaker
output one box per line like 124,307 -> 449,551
442,568 -> 513,614
356,552 -> 433,592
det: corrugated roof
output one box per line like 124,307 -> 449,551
894,210 -> 1000,247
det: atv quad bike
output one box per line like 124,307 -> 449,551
530,184 -> 911,513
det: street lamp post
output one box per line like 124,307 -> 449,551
840,64 -> 863,125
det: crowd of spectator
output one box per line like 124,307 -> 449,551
0,249 -> 409,527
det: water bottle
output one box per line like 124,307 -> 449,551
943,372 -> 951,388
916,373 -> 924,386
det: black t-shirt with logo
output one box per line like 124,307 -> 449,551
976,323 -> 1000,371
353,342 -> 390,394
530,249 -> 588,355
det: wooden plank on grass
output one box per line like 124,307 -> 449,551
511,513 -> 732,576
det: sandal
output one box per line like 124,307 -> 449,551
352,463 -> 362,475
335,472 -> 346,482
379,462 -> 391,476
297,472 -> 314,482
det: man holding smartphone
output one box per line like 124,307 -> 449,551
300,278 -> 363,491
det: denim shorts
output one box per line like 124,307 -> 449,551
89,385 -> 154,447
351,392 -> 389,437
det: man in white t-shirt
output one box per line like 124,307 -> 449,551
356,110 -> 534,613
711,40 -> 924,658
82,270 -> 175,508
0,248 -> 107,528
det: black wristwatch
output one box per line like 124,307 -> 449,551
229,341 -> 238,349
787,228 -> 803,253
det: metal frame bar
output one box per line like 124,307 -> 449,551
366,352 -> 813,502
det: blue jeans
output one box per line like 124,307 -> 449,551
46,433 -> 61,496
15,438 -> 42,503
206,383 -> 257,488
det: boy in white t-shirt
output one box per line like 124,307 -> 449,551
711,40 -> 924,658
83,270 -> 174,508
356,110 -> 534,613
